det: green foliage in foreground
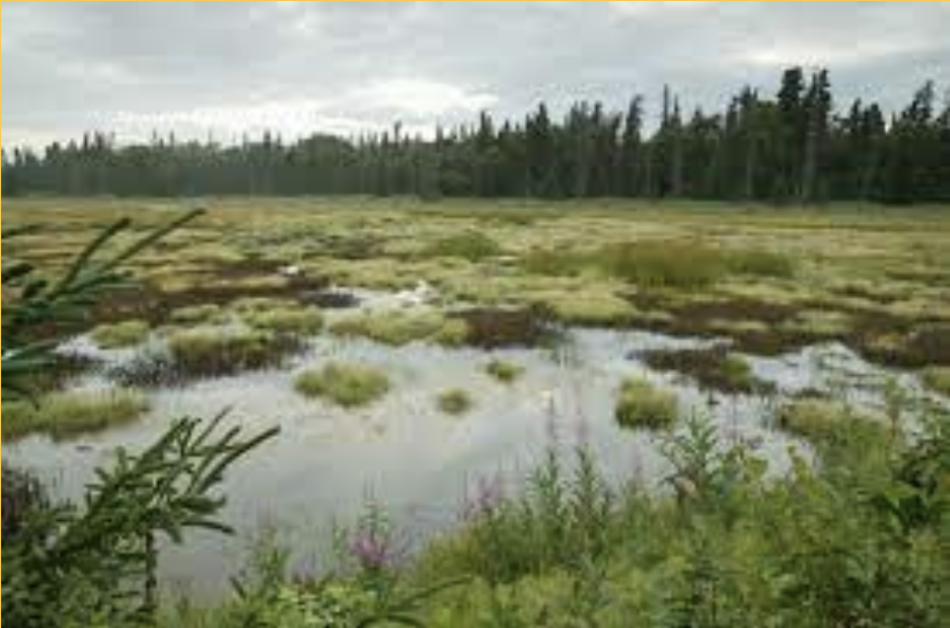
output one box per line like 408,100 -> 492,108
295,362 -> 391,408
92,319 -> 151,348
614,377 -> 679,429
163,411 -> 950,627
330,310 -> 468,347
2,389 -> 149,441
2,210 -> 278,628
485,359 -> 524,384
437,389 -> 473,415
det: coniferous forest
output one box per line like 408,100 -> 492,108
4,67 -> 949,204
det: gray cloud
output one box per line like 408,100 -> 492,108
3,1 -> 948,147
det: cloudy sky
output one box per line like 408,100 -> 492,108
3,1 -> 949,148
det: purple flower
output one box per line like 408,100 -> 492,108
463,474 -> 504,520
349,531 -> 391,571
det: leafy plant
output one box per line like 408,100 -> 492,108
2,210 -> 279,626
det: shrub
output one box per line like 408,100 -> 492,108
243,306 -> 324,336
91,319 -> 150,348
294,362 -> 390,408
167,328 -> 299,378
437,389 -> 473,415
3,389 -> 148,441
330,310 -> 468,347
614,378 -> 678,430
485,359 -> 524,384
421,232 -> 502,261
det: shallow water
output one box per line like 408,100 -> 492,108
5,317 -> 942,598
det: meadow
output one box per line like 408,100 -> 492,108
3,196 -> 949,626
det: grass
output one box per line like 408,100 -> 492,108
436,389 -> 473,415
7,197 -> 950,371
242,305 -> 324,335
485,359 -> 524,384
2,389 -> 149,441
91,319 -> 150,348
330,310 -> 468,347
421,232 -> 502,261
169,303 -> 226,325
294,362 -> 390,408
642,347 -> 772,394
167,328 -> 299,378
614,377 -> 678,429
776,398 -> 884,446
922,366 -> 950,395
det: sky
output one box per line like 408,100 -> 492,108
2,1 -> 949,148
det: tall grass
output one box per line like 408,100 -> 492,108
524,241 -> 795,288
3,389 -> 149,441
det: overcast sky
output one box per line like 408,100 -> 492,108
3,1 -> 949,148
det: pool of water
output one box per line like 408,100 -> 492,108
4,317 -> 940,598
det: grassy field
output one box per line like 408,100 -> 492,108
3,196 -> 949,625
4,196 -> 949,373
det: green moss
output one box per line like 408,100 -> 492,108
922,367 -> 950,396
485,359 -> 525,384
3,389 -> 149,441
242,306 -> 324,335
91,319 -> 150,348
330,310 -> 468,347
294,362 -> 390,408
437,389 -> 473,415
614,378 -> 678,430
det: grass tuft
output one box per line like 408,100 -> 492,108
91,319 -> 150,348
330,310 -> 467,347
437,389 -> 474,415
242,306 -> 324,336
3,389 -> 149,441
485,359 -> 525,384
421,232 -> 502,261
294,362 -> 390,408
167,328 -> 299,378
614,377 -> 678,430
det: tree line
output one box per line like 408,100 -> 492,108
3,67 -> 948,204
